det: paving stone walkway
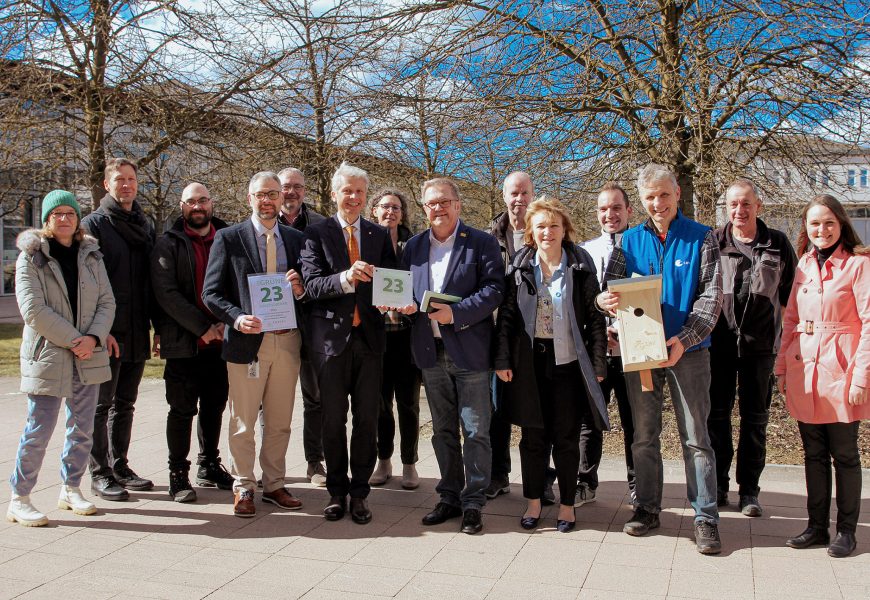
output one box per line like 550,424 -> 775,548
0,376 -> 867,599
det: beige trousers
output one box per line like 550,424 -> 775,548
226,331 -> 301,493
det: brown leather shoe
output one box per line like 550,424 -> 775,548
233,489 -> 256,518
262,487 -> 303,510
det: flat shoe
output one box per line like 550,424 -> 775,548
557,519 -> 576,533
520,515 -> 539,530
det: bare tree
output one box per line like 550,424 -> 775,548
396,0 -> 869,222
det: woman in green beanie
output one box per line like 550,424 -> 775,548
6,190 -> 116,526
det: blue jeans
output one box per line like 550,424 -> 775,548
422,342 -> 492,511
624,348 -> 718,524
10,370 -> 99,496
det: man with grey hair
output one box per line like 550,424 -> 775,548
301,162 -> 397,524
202,171 -> 307,517
276,167 -> 328,487
485,171 -> 535,500
597,163 -> 724,554
708,178 -> 796,517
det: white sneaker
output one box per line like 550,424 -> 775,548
57,485 -> 97,516
369,459 -> 392,485
6,494 -> 49,527
401,464 -> 419,490
574,483 -> 597,507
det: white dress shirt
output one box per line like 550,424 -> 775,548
428,220 -> 461,338
579,230 -> 622,356
336,213 -> 362,294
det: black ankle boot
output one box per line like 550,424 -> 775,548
169,470 -> 197,503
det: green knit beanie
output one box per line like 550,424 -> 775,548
41,190 -> 81,225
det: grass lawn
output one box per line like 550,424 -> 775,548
0,324 -> 165,379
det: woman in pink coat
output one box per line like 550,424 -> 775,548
774,194 -> 869,558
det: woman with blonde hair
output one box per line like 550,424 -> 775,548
7,190 -> 115,526
494,197 -> 607,532
775,194 -> 868,558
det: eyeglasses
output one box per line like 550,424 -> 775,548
181,196 -> 212,207
50,211 -> 77,221
376,203 -> 402,212
251,191 -> 280,201
281,184 -> 305,192
423,199 -> 456,210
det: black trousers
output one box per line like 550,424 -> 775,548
377,328 -> 422,464
577,355 -> 634,491
164,347 -> 229,472
520,340 -> 590,506
316,330 -> 382,499
300,357 -> 324,463
798,421 -> 862,534
89,356 -> 145,477
708,344 -> 774,496
489,377 -> 513,480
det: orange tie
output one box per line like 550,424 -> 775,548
346,225 -> 361,327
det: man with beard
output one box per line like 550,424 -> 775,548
82,158 -> 156,500
277,167 -> 327,487
202,172 -> 307,517
152,182 -> 234,502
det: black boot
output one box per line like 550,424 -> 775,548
196,461 -> 234,490
169,470 -> 197,503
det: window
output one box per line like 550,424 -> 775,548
822,171 -> 830,186
847,169 -> 856,186
807,170 -> 816,186
861,169 -> 868,187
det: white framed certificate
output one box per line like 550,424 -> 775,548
247,273 -> 297,331
371,267 -> 413,308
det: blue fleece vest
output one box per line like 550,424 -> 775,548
620,212 -> 711,351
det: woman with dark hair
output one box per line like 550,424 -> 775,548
775,194 -> 869,558
7,190 -> 115,526
367,188 -> 422,489
494,197 -> 607,532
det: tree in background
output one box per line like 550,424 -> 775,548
397,0 -> 869,221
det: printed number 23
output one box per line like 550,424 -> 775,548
260,286 -> 284,303
382,278 -> 404,293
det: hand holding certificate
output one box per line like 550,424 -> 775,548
247,273 -> 297,332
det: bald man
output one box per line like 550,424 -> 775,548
152,182 -> 233,502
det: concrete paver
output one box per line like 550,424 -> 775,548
0,375 -> 867,599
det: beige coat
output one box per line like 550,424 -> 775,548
774,246 -> 870,424
15,229 -> 115,397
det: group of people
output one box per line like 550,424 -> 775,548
6,158 -> 867,559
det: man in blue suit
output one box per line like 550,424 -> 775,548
202,171 -> 307,518
300,163 -> 397,525
401,178 -> 505,534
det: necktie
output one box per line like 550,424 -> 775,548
345,225 -> 361,327
344,225 -> 361,327
265,230 -> 277,273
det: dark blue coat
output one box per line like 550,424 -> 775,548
300,215 -> 397,357
403,220 -> 505,372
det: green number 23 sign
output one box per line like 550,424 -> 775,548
372,267 -> 413,308
260,286 -> 284,303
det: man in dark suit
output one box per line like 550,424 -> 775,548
277,167 -> 328,487
202,171 -> 307,518
400,177 -> 505,534
300,162 -> 397,524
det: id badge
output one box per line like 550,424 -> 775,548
247,359 -> 260,379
